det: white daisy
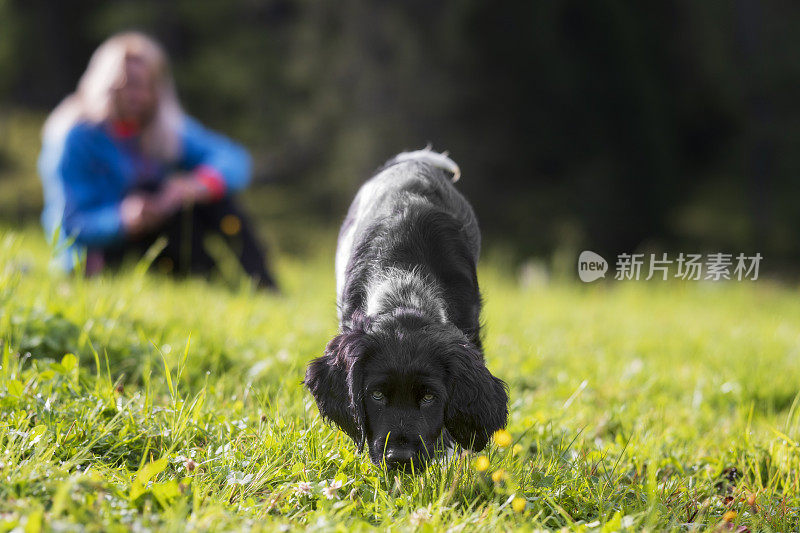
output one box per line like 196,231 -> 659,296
322,479 -> 343,500
295,481 -> 313,496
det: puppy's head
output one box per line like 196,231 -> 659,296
305,310 -> 507,470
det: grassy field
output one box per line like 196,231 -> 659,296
1,227 -> 799,532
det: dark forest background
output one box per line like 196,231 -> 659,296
1,0 -> 799,270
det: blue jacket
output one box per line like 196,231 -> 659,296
38,116 -> 252,269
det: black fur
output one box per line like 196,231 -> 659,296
305,155 -> 508,469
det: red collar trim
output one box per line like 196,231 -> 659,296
110,119 -> 141,138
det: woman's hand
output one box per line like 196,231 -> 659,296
121,171 -> 218,236
120,193 -> 166,236
158,174 -> 212,212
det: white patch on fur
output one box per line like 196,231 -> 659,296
365,268 -> 448,323
394,146 -> 461,182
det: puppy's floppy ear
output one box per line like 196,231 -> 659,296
304,330 -> 369,450
444,343 -> 508,451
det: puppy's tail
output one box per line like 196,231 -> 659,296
391,145 -> 461,182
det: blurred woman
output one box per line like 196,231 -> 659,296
38,32 -> 277,289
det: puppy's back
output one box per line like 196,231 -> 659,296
336,152 -> 480,307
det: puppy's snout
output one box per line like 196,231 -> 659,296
384,447 -> 415,469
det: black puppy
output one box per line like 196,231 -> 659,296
305,148 -> 508,470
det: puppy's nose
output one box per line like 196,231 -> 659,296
384,447 -> 415,469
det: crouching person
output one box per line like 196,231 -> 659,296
38,32 -> 278,290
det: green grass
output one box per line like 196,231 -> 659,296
1,226 -> 799,532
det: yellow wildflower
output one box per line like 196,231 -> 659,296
474,455 -> 490,472
494,429 -> 513,448
512,497 -> 526,513
491,468 -> 506,483
220,214 -> 242,235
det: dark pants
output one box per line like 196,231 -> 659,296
95,197 -> 277,289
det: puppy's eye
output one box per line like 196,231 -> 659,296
421,393 -> 435,403
371,391 -> 384,401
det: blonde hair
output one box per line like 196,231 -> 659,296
43,31 -> 183,161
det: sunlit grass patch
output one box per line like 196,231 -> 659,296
1,226 -> 800,530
